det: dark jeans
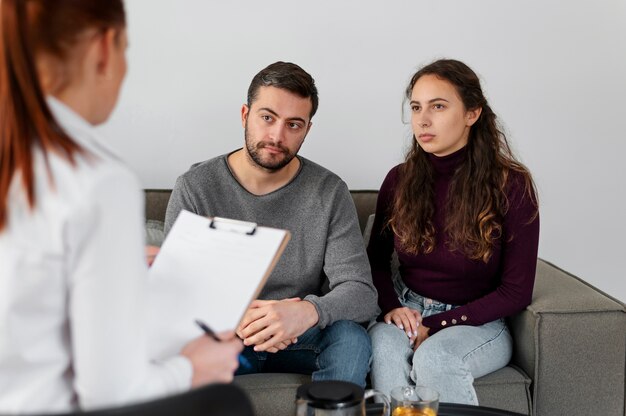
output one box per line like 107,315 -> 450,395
235,320 -> 371,388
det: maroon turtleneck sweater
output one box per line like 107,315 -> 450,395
367,147 -> 540,335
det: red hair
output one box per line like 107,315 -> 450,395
0,0 -> 125,231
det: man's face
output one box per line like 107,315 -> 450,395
242,86 -> 312,172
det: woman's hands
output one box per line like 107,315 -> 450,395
384,306 -> 430,348
412,324 -> 431,351
181,331 -> 243,387
384,307 -> 422,343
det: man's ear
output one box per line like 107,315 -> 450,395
241,104 -> 249,128
466,107 -> 482,127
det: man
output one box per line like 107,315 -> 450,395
164,61 -> 378,387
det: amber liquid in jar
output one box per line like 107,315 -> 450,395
391,406 -> 436,416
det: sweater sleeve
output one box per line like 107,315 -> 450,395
422,173 -> 540,334
164,175 -> 198,236
367,166 -> 403,314
303,180 -> 379,327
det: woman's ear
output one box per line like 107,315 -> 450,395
465,107 -> 482,127
95,28 -> 117,80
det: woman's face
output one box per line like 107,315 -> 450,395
410,74 -> 480,157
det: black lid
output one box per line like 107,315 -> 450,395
296,381 -> 364,409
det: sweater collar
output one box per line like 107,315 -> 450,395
427,146 -> 468,176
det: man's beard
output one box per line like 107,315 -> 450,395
245,128 -> 296,171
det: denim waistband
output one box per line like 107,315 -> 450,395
393,274 -> 457,317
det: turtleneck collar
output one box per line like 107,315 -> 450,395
427,145 -> 468,176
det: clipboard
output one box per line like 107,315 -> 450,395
146,209 -> 290,360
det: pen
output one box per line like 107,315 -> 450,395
194,319 -> 252,370
194,319 -> 221,342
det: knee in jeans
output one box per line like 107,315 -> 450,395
370,322 -> 409,356
326,320 -> 371,356
369,324 -> 414,393
412,343 -> 464,380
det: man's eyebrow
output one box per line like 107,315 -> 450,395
257,107 -> 307,124
286,117 -> 307,124
257,107 -> 279,117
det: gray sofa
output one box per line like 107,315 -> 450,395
145,189 -> 626,416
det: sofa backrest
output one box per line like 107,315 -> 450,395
144,189 -> 379,234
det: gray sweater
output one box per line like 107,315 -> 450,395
164,153 -> 379,328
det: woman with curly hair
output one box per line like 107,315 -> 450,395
368,59 -> 539,404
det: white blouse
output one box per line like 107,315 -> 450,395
0,98 -> 191,413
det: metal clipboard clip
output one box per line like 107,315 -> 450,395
208,217 -> 257,236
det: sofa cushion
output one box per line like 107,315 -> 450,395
474,366 -> 531,415
145,219 -> 165,247
233,367 -> 532,416
234,373 -> 310,416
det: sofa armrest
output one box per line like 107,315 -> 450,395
508,259 -> 626,416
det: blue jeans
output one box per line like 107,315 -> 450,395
368,278 -> 512,404
235,320 -> 371,388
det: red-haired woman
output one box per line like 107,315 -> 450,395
368,59 -> 539,404
0,1 -> 241,412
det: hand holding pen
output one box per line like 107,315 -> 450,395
180,321 -> 244,387
195,319 -> 252,370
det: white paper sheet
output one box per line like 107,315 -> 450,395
146,210 -> 289,360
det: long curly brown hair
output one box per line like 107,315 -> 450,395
389,59 -> 538,262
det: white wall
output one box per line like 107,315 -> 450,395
99,0 -> 626,302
